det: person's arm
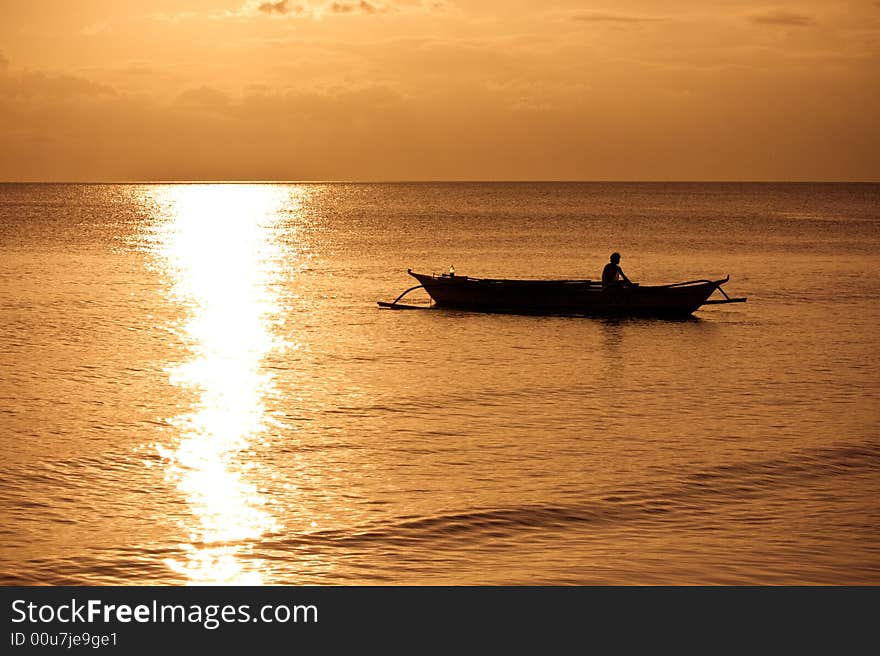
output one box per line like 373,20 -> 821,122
619,266 -> 632,285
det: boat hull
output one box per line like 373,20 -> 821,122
408,271 -> 725,317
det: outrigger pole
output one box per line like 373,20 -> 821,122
377,284 -> 431,310
702,277 -> 747,305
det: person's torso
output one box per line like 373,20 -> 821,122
602,263 -> 619,285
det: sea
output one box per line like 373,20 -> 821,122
1,182 -> 878,585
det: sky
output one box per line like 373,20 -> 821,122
0,0 -> 878,181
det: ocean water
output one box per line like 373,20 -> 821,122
0,182 -> 878,585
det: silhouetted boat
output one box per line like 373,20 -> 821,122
379,269 -> 746,317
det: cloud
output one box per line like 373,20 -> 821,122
3,59 -> 878,182
175,86 -> 233,113
326,1 -> 386,14
572,12 -> 663,24
152,11 -> 199,24
748,10 -> 814,27
0,69 -> 116,101
257,1 -> 305,15
241,0 -> 447,19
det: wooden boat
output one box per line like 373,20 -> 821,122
379,269 -> 746,317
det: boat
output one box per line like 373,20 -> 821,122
378,269 -> 746,317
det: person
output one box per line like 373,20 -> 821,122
602,252 -> 633,288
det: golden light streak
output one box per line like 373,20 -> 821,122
149,184 -> 291,584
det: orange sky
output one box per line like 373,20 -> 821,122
1,1 -> 878,181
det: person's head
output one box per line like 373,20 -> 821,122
610,252 -> 621,263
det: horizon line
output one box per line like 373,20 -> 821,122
2,179 -> 879,185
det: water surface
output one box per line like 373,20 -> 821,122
1,182 -> 878,584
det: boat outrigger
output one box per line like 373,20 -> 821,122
379,269 -> 746,318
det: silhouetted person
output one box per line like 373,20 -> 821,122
602,252 -> 633,289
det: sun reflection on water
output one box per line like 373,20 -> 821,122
148,184 -> 294,584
